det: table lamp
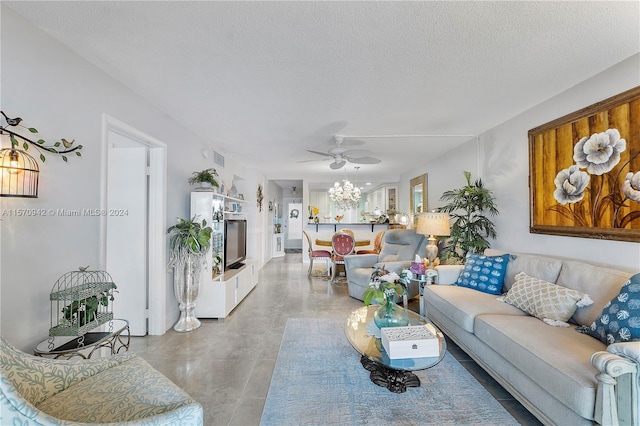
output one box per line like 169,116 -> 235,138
416,212 -> 451,268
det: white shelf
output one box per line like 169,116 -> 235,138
190,192 -> 258,319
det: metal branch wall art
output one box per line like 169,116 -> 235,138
1,111 -> 82,163
0,111 -> 82,197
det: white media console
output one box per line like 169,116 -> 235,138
190,192 -> 259,319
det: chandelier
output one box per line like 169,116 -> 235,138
329,179 -> 361,209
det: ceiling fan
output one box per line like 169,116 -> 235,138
303,135 -> 382,170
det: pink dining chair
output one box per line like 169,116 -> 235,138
331,231 -> 356,283
303,231 -> 332,277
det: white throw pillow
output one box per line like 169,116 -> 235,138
498,272 -> 593,327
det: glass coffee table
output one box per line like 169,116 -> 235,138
344,305 -> 446,393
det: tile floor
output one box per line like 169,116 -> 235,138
130,253 -> 542,425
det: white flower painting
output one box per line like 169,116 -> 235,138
573,129 -> 626,175
553,166 -> 590,205
550,127 -> 640,229
622,171 -> 640,202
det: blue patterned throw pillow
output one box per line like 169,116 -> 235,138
455,253 -> 510,295
577,273 -> 640,344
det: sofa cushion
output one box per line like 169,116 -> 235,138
455,253 -> 510,295
36,356 -> 199,423
424,285 -> 526,333
577,273 -> 640,344
500,272 -> 593,327
503,254 -> 563,292
474,314 -> 606,420
556,260 -> 633,326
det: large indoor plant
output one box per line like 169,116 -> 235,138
167,217 -> 213,332
437,171 -> 499,263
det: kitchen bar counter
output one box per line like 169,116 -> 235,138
307,222 -> 391,232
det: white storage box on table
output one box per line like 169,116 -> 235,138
381,324 -> 440,359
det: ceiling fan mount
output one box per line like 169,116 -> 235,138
302,134 -> 381,169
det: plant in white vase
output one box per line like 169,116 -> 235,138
167,217 -> 213,332
188,168 -> 219,190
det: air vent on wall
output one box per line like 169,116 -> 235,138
213,151 -> 225,167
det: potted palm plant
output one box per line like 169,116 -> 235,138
188,168 -> 219,190
167,217 -> 213,332
437,171 -> 499,263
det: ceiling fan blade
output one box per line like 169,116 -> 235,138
297,157 -> 333,163
343,149 -> 372,157
307,149 -> 333,157
330,160 -> 347,170
340,137 -> 366,147
348,156 -> 381,165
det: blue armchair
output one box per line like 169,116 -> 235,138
344,229 -> 426,301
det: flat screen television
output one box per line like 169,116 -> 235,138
224,219 -> 247,269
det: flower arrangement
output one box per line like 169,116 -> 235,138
308,205 -> 320,220
551,128 -> 640,228
362,270 -> 410,306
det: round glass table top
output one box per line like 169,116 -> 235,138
344,305 -> 446,371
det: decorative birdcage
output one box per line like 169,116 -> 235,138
49,270 -> 117,337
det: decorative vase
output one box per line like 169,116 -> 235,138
199,182 -> 213,191
373,289 -> 409,329
173,254 -> 203,332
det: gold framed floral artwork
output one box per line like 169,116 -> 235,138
529,86 -> 640,242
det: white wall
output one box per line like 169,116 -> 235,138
0,8 -> 264,350
401,54 -> 640,271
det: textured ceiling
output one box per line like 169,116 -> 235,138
4,1 -> 640,189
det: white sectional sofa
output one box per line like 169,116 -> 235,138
425,250 -> 639,426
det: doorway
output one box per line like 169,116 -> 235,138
284,199 -> 303,251
101,115 -> 167,336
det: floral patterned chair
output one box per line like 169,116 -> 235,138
0,336 -> 203,425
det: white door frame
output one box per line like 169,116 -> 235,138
100,114 -> 167,335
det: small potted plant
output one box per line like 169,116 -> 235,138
362,269 -> 410,329
386,209 -> 398,223
188,168 -> 219,191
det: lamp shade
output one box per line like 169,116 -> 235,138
0,148 -> 39,198
417,212 -> 450,237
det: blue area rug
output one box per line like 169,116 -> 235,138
261,318 -> 519,426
